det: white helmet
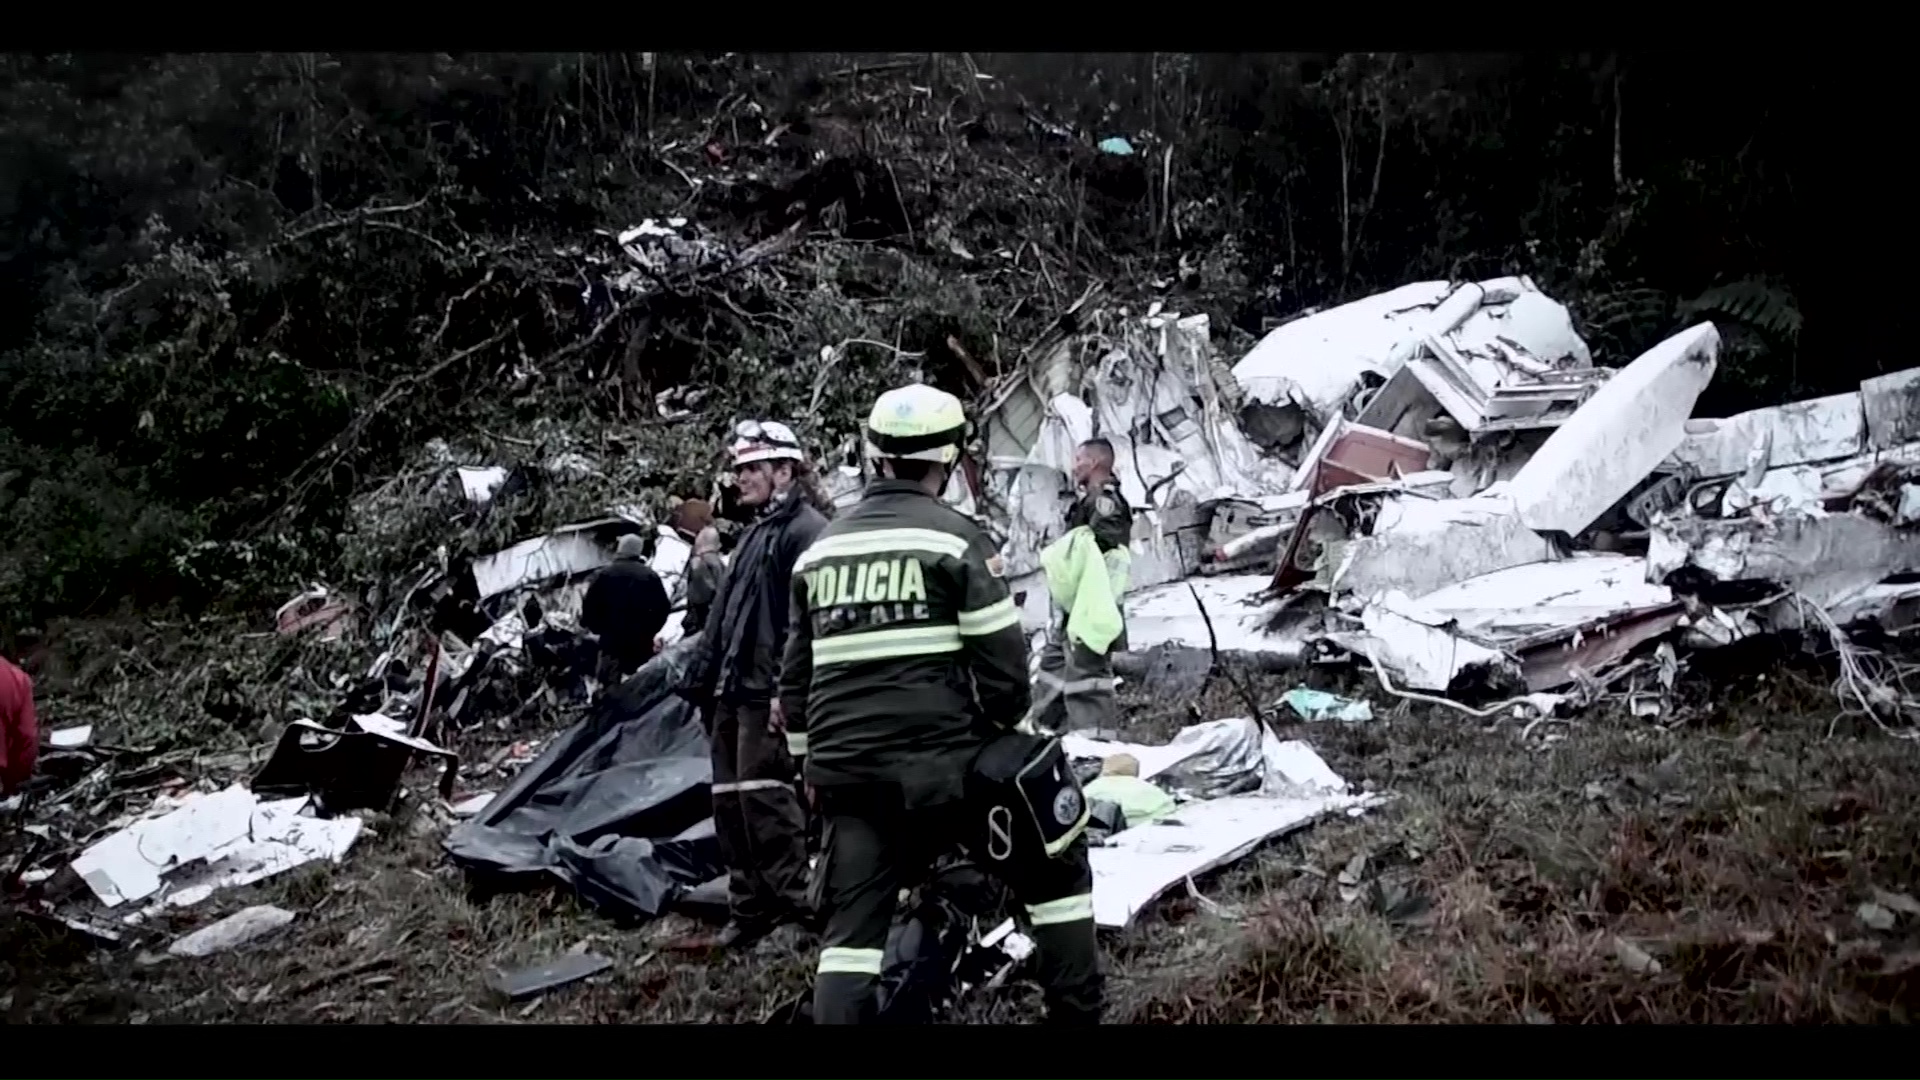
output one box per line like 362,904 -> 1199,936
729,419 -> 807,468
864,384 -> 966,465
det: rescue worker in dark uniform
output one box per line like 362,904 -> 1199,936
1031,437 -> 1133,733
682,526 -> 726,637
581,533 -> 672,682
776,384 -> 1103,1025
679,419 -> 826,949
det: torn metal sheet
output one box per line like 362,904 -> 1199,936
1513,603 -> 1687,693
70,786 -> 361,911
1669,392 -> 1866,479
1088,794 -> 1369,928
458,466 -> 511,505
1825,581 -> 1920,631
1507,323 -> 1720,536
1234,280 -> 1452,429
494,952 -> 614,1001
1061,725 -> 1376,927
1410,554 -> 1673,643
1649,510 -> 1920,608
1120,575 -> 1288,657
1328,494 -> 1556,601
470,517 -> 645,601
1720,463 -> 1829,518
989,310 -> 1288,586
1234,277 -> 1588,454
49,725 -> 93,749
71,786 -> 257,907
1863,368 -> 1920,452
1356,591 -> 1514,692
252,714 -> 458,813
1691,439 -> 1920,520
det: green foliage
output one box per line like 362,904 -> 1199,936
0,51 -> 1825,637
1680,281 -> 1803,343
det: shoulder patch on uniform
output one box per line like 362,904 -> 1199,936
985,553 -> 1006,578
1094,494 -> 1120,517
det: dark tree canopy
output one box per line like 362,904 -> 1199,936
0,52 -> 1872,638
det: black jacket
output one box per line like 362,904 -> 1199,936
778,480 -> 1029,806
681,552 -> 727,636
680,489 -> 827,707
581,559 -> 670,667
1065,476 -> 1132,553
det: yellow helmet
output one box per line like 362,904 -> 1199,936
865,383 -> 966,465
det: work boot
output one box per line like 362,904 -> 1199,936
711,917 -> 775,951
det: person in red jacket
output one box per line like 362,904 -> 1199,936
1,655 -> 38,796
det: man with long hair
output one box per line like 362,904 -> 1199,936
678,419 -> 826,949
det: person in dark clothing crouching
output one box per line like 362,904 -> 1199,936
581,533 -> 672,684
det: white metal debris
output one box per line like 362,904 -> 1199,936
1648,509 -> 1920,608
1863,368 -> 1920,452
1507,323 -> 1720,536
1119,576 -> 1292,657
1410,554 -> 1673,643
1352,591 -> 1512,692
458,466 -> 511,506
167,905 -> 297,958
1063,723 -> 1377,928
69,786 -> 361,912
1232,277 -> 1590,447
984,310 -> 1288,588
49,725 -> 93,749
469,518 -> 643,601
1669,392 -> 1866,479
1329,492 -> 1555,601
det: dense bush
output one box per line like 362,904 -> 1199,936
0,52 -> 1857,641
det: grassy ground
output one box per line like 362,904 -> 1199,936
5,653 -> 1920,1024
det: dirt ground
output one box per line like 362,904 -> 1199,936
6,651 -> 1920,1025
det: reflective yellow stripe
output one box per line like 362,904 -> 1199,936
786,731 -> 808,757
1026,893 -> 1094,926
957,597 -> 1020,636
812,624 -> 962,666
817,946 -> 885,976
794,528 -> 969,572
1044,806 -> 1091,856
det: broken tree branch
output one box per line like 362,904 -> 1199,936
1187,581 -> 1265,723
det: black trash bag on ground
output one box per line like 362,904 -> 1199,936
443,636 -> 719,920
